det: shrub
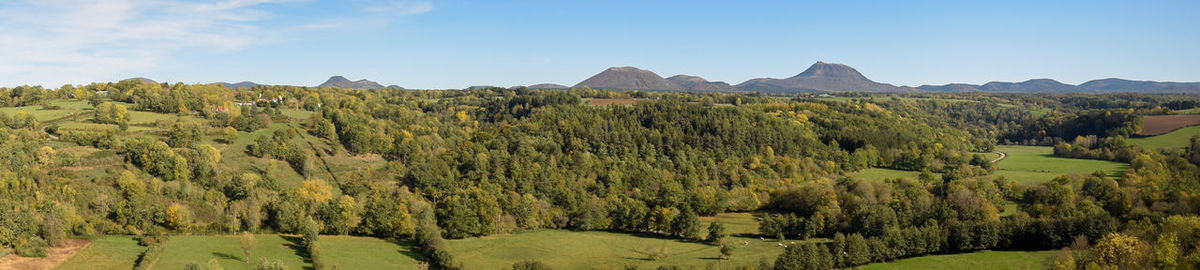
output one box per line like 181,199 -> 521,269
512,260 -> 553,270
133,243 -> 164,270
15,236 -> 48,257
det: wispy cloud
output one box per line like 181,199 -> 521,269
355,0 -> 434,15
0,0 -> 433,87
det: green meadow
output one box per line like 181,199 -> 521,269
1130,125 -> 1200,150
993,145 -> 1127,183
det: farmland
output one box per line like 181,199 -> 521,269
992,145 -> 1128,183
1131,125 -> 1200,150
1138,115 -> 1200,136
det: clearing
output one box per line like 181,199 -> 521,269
992,145 -> 1127,184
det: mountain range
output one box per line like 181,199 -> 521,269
124,62 -> 1200,93
569,62 -> 1200,93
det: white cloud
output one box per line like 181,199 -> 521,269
0,0 -> 433,87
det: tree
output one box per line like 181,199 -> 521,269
166,203 -> 192,230
94,102 -> 129,127
41,215 -> 65,247
1093,232 -> 1148,269
707,221 -> 727,245
671,208 -> 700,240
1153,233 -> 1180,270
846,234 -> 871,266
239,232 -> 256,264
222,127 -> 238,144
1051,248 -> 1075,270
323,195 -> 361,235
302,217 -> 320,248
719,244 -> 733,260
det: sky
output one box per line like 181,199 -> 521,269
0,0 -> 1198,89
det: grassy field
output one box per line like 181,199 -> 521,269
56,235 -> 420,270
1173,107 -> 1200,115
446,213 -> 792,269
446,229 -> 788,269
56,236 -> 145,270
858,250 -> 1054,270
1130,125 -> 1200,150
698,212 -> 760,236
993,145 -> 1127,184
154,234 -> 308,270
1029,108 -> 1052,117
322,236 -> 422,269
0,100 -> 92,122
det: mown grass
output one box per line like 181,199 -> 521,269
153,234 -> 307,270
858,249 -> 1055,270
1130,125 -> 1200,150
0,100 -> 92,122
993,145 -> 1127,184
447,213 -> 795,269
322,236 -> 422,269
57,236 -> 145,270
447,229 -> 789,269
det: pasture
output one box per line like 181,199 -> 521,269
858,249 -> 1054,270
446,229 -> 790,269
57,236 -> 145,270
1130,125 -> 1200,150
153,234 -> 308,270
992,145 -> 1127,183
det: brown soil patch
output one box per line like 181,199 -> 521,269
1139,115 -> 1200,136
0,239 -> 91,270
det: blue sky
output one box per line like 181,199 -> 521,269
1,0 -> 1197,88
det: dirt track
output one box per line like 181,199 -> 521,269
991,151 -> 1007,163
0,239 -> 91,270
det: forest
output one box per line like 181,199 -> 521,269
1,81 -> 1200,269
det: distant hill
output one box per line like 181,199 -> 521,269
215,81 -> 263,89
735,62 -> 913,93
527,83 -> 570,89
666,75 -> 738,92
318,76 -> 385,90
123,77 -> 158,84
919,78 -> 1200,93
574,67 -> 683,91
1078,78 -> 1200,93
